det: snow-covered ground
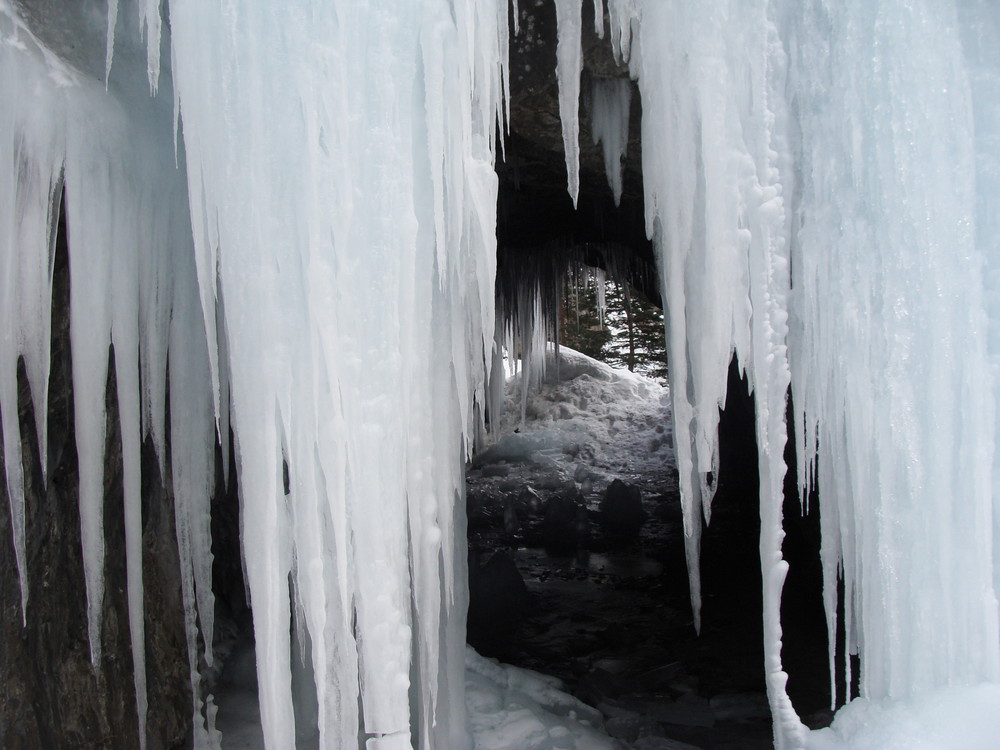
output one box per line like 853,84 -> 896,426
215,646 -> 622,750
474,345 -> 676,503
805,685 -> 1000,750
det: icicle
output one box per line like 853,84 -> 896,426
0,14 -> 66,623
613,1 -> 804,742
138,0 -> 162,92
168,0 -> 507,745
593,267 -> 607,325
105,0 -> 119,86
587,76 -> 631,205
553,0 -> 583,207
786,0 -> 1000,706
593,0 -> 606,38
605,0 -> 638,66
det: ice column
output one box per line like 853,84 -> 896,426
786,0 -> 1000,704
1,5 -> 221,747
168,0 -> 506,747
588,76 -> 631,206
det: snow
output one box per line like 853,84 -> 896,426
478,345 -> 674,496
805,685 -> 1000,750
214,645 -> 620,750
466,648 -> 618,750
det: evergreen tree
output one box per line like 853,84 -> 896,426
559,268 -> 668,383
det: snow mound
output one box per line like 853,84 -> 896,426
466,647 -> 619,750
806,684 -> 1000,750
475,346 -> 674,498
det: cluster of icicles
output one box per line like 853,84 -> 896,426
2,0 -> 1000,749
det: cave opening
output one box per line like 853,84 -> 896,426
464,1 -> 837,740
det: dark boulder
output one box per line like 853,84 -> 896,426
599,479 -> 646,538
541,492 -> 590,553
467,551 -> 529,657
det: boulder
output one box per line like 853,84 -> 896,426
467,551 -> 529,656
600,479 -> 647,538
541,493 -> 590,553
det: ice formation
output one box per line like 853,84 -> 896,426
2,1 -> 1000,750
564,0 -> 998,747
586,77 -> 631,206
2,0 -> 508,747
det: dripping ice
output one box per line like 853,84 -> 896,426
1,1 -> 999,750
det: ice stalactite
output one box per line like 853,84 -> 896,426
786,0 -> 1000,706
491,241 -> 649,431
167,1 -> 507,747
603,2 -> 804,744
1,3 -> 223,746
592,0 -> 606,38
4,0 -> 1000,748
587,76 -> 631,206
554,0 -> 1000,747
0,12 -> 64,623
554,0 -> 584,207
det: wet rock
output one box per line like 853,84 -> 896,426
468,551 -> 528,656
541,493 -> 589,553
519,485 -> 544,513
709,692 -> 771,722
631,737 -> 704,750
644,694 -> 715,728
605,714 -> 643,742
503,495 -> 521,536
600,479 -> 647,538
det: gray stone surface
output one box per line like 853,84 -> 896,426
1,219 -> 191,750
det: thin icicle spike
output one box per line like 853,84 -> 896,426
553,0 -> 584,207
593,0 -> 605,38
105,0 -> 119,86
138,0 -> 163,92
588,76 -> 631,206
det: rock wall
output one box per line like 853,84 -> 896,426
0,214 -> 192,750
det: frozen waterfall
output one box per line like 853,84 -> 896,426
2,0 -> 1000,749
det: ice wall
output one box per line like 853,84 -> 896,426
784,0 -> 1000,707
167,1 -> 508,748
2,0 -> 508,748
553,0 -> 1000,747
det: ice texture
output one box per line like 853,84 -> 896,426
167,0 -> 508,746
784,0 -> 1000,708
587,77 -> 631,206
554,0 -> 583,206
3,1 -> 1000,749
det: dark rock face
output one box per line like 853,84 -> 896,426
500,0 -> 659,305
0,216 -> 192,750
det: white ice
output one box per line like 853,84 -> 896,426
587,77 -> 631,206
3,1 -> 1000,750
